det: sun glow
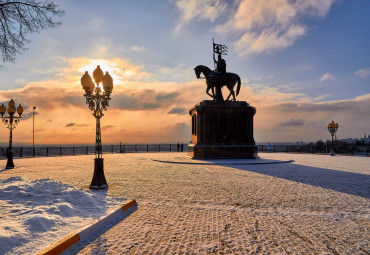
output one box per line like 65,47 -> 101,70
78,59 -> 122,86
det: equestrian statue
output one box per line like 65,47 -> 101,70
194,39 -> 241,102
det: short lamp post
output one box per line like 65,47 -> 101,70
0,99 -> 24,168
327,120 -> 339,156
80,65 -> 113,189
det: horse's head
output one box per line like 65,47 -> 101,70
194,66 -> 201,79
194,65 -> 211,79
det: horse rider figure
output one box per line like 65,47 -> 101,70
212,53 -> 228,88
194,39 -> 241,102
214,53 -> 226,76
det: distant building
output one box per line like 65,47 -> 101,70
340,133 -> 370,145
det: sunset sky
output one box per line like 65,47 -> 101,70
0,0 -> 369,145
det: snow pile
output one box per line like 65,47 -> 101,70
0,177 -> 124,255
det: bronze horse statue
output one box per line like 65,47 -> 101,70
194,65 -> 241,101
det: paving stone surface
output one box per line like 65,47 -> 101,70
1,152 -> 369,254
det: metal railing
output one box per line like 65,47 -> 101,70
258,144 -> 370,156
0,144 -> 189,159
1,144 -> 368,159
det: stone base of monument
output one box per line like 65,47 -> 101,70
188,144 -> 257,159
188,100 -> 257,159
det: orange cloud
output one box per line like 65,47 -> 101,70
0,57 -> 368,145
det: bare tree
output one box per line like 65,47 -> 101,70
0,0 -> 64,64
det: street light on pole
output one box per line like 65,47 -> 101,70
327,120 -> 339,156
80,65 -> 113,189
33,106 -> 36,157
0,99 -> 24,168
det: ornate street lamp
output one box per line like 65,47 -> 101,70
327,120 -> 339,156
81,65 -> 113,189
0,99 -> 24,168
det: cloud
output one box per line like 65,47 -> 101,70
320,73 -> 336,82
65,123 -> 89,128
102,125 -> 115,130
1,55 -> 368,144
110,90 -> 180,111
257,94 -> 370,142
99,46 -> 108,54
215,0 -> 335,55
131,46 -> 145,51
173,0 -> 227,31
273,94 -> 370,115
20,111 -> 39,120
355,68 -> 370,78
168,107 -> 188,115
63,57 -> 151,85
154,64 -> 195,82
280,118 -> 305,127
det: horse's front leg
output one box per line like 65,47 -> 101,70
226,93 -> 231,101
206,86 -> 215,100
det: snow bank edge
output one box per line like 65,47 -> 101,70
37,199 -> 137,255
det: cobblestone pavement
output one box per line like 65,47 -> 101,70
1,153 -> 369,254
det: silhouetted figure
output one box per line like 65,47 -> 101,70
213,54 -> 226,75
194,65 -> 241,102
177,142 -> 180,152
181,143 -> 184,152
194,40 -> 241,102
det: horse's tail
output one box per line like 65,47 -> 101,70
236,75 -> 241,96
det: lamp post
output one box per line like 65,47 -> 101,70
80,65 -> 113,189
0,99 -> 24,168
33,106 -> 36,157
327,120 -> 339,156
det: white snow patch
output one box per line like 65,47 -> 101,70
0,177 -> 124,255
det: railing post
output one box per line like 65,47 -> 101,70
274,145 -> 276,152
73,146 -> 75,156
123,144 -> 125,152
60,147 -> 62,156
170,144 -> 171,151
147,144 -> 149,152
47,147 -> 49,157
159,144 -> 160,152
86,146 -> 88,155
112,145 -> 114,153
312,146 -> 314,154
19,147 -> 23,158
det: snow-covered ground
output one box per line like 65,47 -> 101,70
0,153 -> 369,254
0,176 -> 124,254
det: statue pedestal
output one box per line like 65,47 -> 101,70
188,100 -> 257,159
